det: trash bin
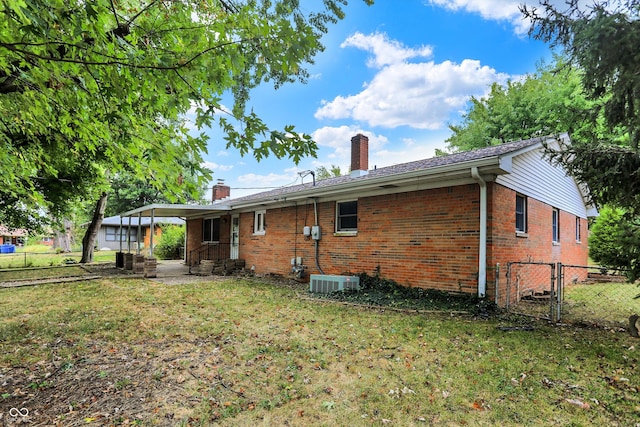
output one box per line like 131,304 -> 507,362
0,244 -> 15,253
115,251 -> 124,268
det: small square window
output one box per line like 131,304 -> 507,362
336,200 -> 358,232
254,210 -> 266,235
515,194 -> 527,233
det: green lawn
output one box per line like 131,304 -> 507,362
0,248 -> 115,269
1,277 -> 638,426
563,281 -> 639,326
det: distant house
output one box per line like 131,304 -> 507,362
120,133 -> 595,305
94,215 -> 184,251
0,225 -> 27,246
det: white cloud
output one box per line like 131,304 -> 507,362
341,32 -> 433,68
237,172 -> 297,187
309,127 -> 449,172
202,160 -> 234,172
316,33 -> 509,130
369,135 -> 446,168
426,1 -> 599,36
310,126 -> 389,172
428,0 -> 525,32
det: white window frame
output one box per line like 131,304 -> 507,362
552,208 -> 560,243
106,226 -> 136,242
254,210 -> 266,235
515,194 -> 527,234
575,216 -> 581,242
202,217 -> 221,242
335,200 -> 358,234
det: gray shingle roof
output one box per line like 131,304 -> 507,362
225,136 -> 546,205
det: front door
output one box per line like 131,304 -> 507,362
230,215 -> 239,259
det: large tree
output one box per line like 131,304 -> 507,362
521,0 -> 640,213
105,172 -> 206,218
0,0 -> 373,260
442,55 -> 605,154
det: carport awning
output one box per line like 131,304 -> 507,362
118,204 -> 231,258
120,203 -> 230,220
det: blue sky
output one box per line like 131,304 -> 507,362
199,0 -> 556,200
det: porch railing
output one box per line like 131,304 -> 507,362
188,242 -> 230,273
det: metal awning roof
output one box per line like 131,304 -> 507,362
120,203 -> 230,220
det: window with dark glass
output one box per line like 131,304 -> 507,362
337,200 -> 358,232
552,208 -> 560,243
105,226 -> 136,242
515,194 -> 527,233
203,218 -> 221,242
254,210 -> 266,235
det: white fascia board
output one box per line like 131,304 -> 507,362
228,157 -> 509,210
120,203 -> 230,219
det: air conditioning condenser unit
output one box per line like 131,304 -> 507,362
309,274 -> 360,293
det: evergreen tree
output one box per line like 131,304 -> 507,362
522,0 -> 640,213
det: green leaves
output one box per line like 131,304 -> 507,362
0,0 -> 370,229
588,205 -> 640,281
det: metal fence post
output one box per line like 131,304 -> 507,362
556,262 -> 563,323
506,262 -> 511,311
549,263 -> 556,322
495,263 -> 500,306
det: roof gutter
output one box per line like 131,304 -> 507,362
471,167 -> 487,298
229,157 -> 507,210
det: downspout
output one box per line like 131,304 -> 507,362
471,167 -> 487,298
313,198 -> 325,274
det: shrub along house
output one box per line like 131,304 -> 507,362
121,133 -> 595,304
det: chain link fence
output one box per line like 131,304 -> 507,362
499,262 -> 638,328
504,262 -> 558,321
559,264 -> 637,328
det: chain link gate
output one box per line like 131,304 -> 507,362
558,263 -> 635,327
505,262 -> 559,321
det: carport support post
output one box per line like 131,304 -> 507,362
149,208 -> 155,257
137,213 -> 142,255
127,216 -> 132,253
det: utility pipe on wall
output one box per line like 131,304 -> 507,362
471,167 -> 487,298
313,198 -> 325,274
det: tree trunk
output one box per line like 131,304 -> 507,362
54,218 -> 73,252
81,192 -> 108,263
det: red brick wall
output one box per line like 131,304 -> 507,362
186,219 -> 202,264
488,184 -> 589,305
238,185 -> 482,293
185,215 -> 233,264
186,183 -> 589,303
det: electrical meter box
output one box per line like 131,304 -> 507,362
311,225 -> 321,240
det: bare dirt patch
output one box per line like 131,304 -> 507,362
1,339 -> 223,426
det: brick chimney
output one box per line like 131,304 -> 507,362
212,180 -> 230,201
350,134 -> 369,178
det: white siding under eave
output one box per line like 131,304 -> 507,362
496,148 -> 588,218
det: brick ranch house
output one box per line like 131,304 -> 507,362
121,133 -> 596,304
